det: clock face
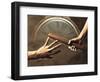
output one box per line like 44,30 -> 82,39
33,17 -> 79,50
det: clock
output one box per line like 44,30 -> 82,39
33,17 -> 80,50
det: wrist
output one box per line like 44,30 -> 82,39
77,35 -> 82,40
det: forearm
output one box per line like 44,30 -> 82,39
28,51 -> 37,59
78,20 -> 88,39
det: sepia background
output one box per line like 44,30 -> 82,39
28,15 -> 87,66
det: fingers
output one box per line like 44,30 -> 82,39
68,39 -> 75,45
49,43 -> 62,51
43,37 -> 50,46
68,38 -> 75,45
68,40 -> 71,45
48,40 -> 58,48
68,37 -> 79,45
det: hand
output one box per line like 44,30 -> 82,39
68,20 -> 88,51
28,37 -> 61,59
36,37 -> 61,55
68,36 -> 81,45
48,33 -> 82,51
68,36 -> 82,51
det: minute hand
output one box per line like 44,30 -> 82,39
48,33 -> 85,49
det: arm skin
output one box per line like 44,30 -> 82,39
27,37 -> 61,59
78,20 -> 88,40
28,51 -> 37,59
68,20 -> 88,45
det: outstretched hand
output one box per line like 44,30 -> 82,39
28,37 -> 61,59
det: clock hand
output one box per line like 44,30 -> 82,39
48,33 -> 85,50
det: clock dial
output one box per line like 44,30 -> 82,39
33,17 -> 80,50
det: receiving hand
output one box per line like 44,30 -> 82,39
28,37 -> 61,59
